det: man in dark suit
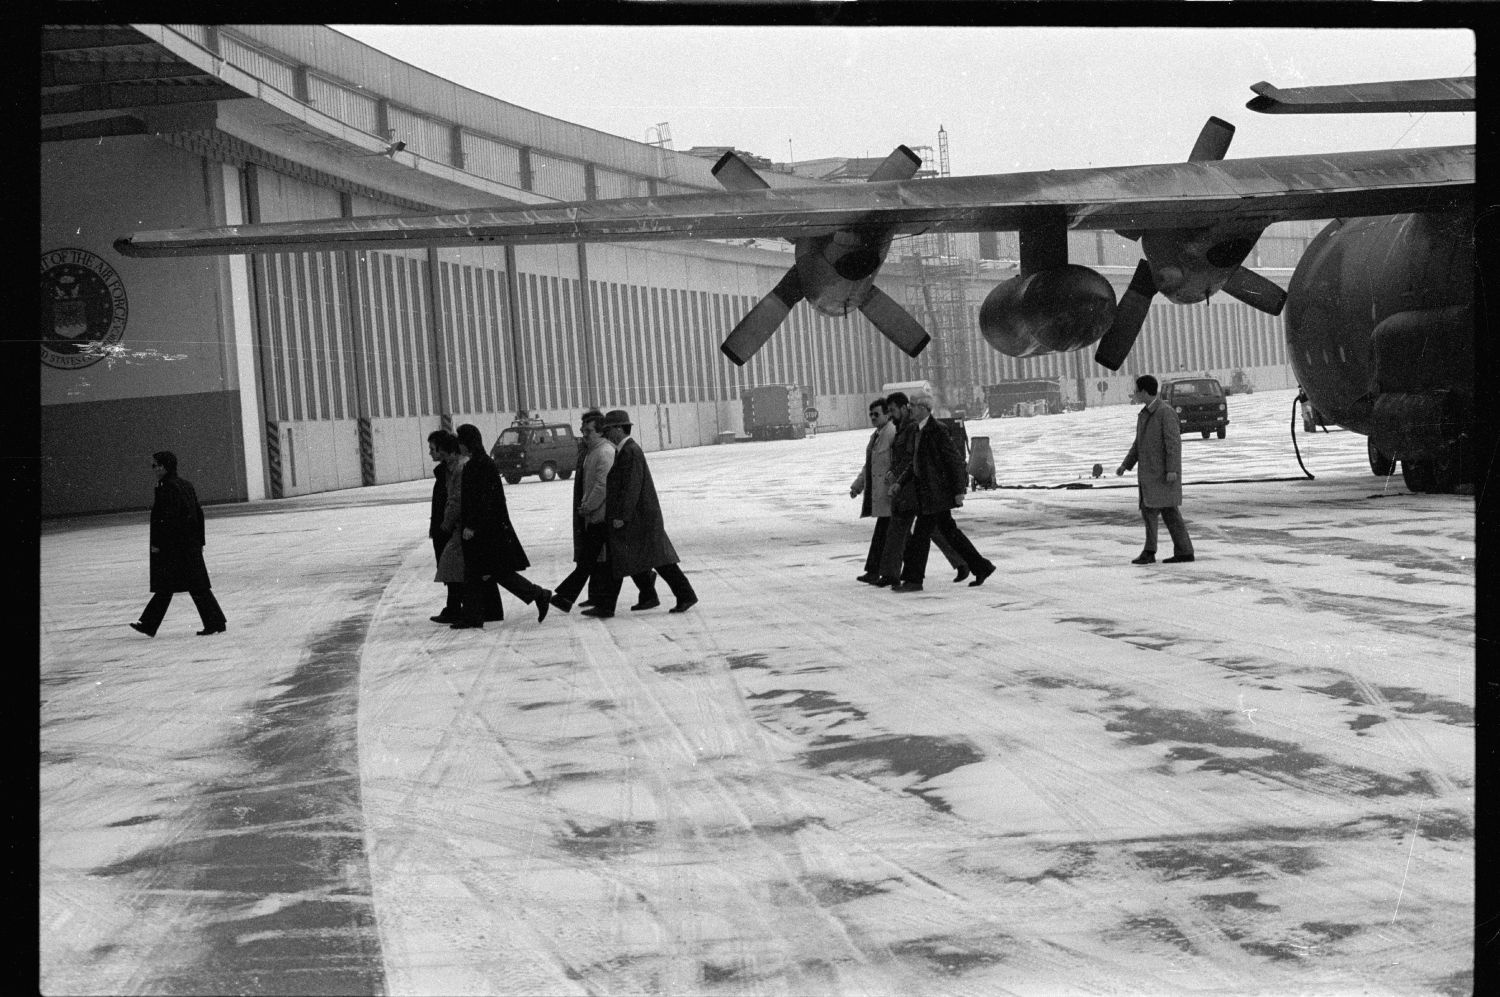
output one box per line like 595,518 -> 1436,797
452,423 -> 552,629
427,429 -> 502,624
889,394 -> 996,592
1116,374 -> 1195,564
130,450 -> 228,637
588,410 -> 697,617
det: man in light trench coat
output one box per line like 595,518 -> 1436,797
1116,374 -> 1196,564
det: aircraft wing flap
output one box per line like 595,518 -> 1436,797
116,145 -> 1473,258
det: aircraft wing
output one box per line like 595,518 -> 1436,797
115,144 -> 1473,259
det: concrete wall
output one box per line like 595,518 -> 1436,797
42,391 -> 245,515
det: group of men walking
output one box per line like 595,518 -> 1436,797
425,410 -> 696,630
128,376 -> 1191,638
850,391 -> 997,592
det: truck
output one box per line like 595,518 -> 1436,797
741,384 -> 811,440
983,378 -> 1063,417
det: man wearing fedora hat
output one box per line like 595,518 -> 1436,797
587,409 -> 698,617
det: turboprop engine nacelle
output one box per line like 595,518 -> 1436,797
979,264 -> 1117,357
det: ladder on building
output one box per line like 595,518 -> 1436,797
901,127 -> 980,415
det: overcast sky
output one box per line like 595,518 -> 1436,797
327,26 -> 1474,177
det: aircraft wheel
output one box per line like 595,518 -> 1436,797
504,472 -> 523,485
1401,458 -> 1436,494
1216,427 -> 1226,439
539,462 -> 558,482
1368,440 -> 1396,477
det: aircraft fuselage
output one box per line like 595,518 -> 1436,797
1283,210 -> 1474,467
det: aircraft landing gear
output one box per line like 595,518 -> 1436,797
1400,440 -> 1466,494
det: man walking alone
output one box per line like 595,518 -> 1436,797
1116,374 -> 1195,564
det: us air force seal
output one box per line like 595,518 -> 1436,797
41,248 -> 128,370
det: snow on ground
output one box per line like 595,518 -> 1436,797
40,388 -> 1474,996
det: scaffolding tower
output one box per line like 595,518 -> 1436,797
901,127 -> 980,415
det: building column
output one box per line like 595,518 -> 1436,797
216,161 -> 267,500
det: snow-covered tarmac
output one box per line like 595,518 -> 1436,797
40,388 -> 1474,995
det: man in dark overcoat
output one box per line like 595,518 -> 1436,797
428,429 -> 502,624
452,423 -> 552,629
889,394 -> 996,592
588,410 -> 697,617
1116,374 -> 1195,564
130,450 -> 227,637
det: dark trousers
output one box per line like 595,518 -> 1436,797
596,562 -> 694,613
434,536 -> 501,619
554,522 -> 610,607
463,570 -> 545,624
138,588 -> 225,635
1141,504 -> 1193,556
878,510 -> 917,580
863,517 -> 891,574
902,511 -> 991,584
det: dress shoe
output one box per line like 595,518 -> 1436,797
1131,552 -> 1156,565
669,597 -> 698,614
890,581 -> 924,593
1163,553 -> 1196,563
871,576 -> 895,588
580,607 -> 614,618
968,563 -> 996,587
549,592 -> 573,614
449,620 -> 484,629
536,590 -> 552,623
856,572 -> 880,584
952,566 -> 971,583
129,621 -> 155,637
630,597 -> 662,611
196,625 -> 226,636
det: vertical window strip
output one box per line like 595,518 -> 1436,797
478,266 -> 497,413
608,283 -> 625,405
530,273 -> 549,409
561,278 -> 581,408
326,255 -> 349,420
310,254 -> 336,421
381,255 -> 406,418
645,287 -> 662,404
481,268 -> 503,414
380,255 -> 406,418
541,275 -> 560,410
628,285 -> 644,407
440,262 -> 467,416
303,255 -> 329,421
463,265 -> 489,413
259,257 -> 289,421
409,258 -> 432,416
287,255 -> 313,421
394,256 -> 419,417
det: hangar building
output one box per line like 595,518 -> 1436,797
41,24 -> 1303,516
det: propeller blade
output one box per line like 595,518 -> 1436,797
865,145 -> 923,183
1223,266 -> 1288,315
1093,259 -> 1157,371
858,285 -> 931,358
720,267 -> 804,366
1187,116 -> 1236,161
710,150 -> 772,192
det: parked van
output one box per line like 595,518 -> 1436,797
490,419 -> 577,483
1160,376 -> 1229,438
